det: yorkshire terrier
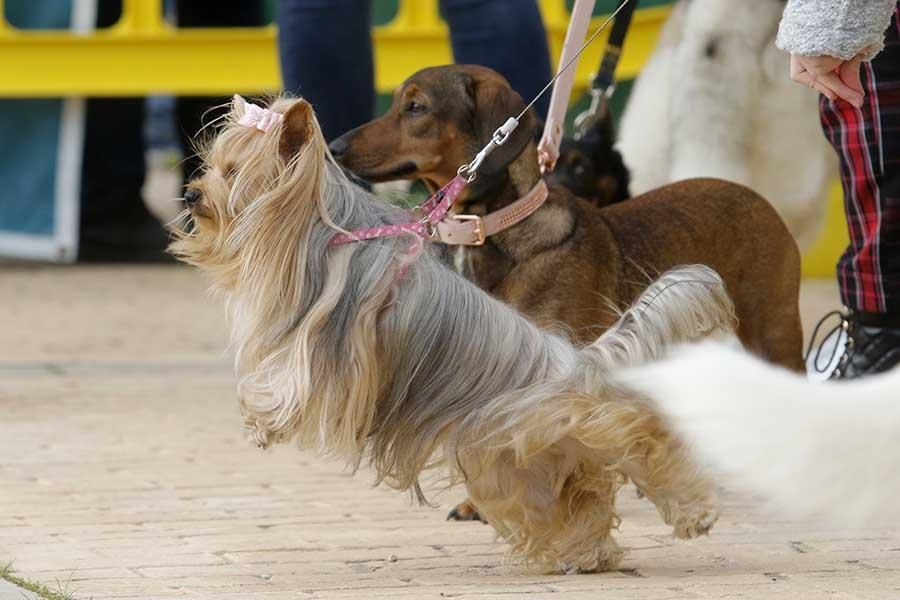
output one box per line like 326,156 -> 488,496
170,95 -> 733,573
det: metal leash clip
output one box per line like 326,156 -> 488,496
573,86 -> 612,140
421,218 -> 438,239
458,117 -> 519,183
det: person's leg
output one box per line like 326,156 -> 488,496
276,0 -> 374,142
175,0 -> 264,180
440,0 -> 553,120
816,2 -> 900,377
79,0 -> 166,261
80,95 -> 164,261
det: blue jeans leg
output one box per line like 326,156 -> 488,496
276,0 -> 375,141
439,0 -> 553,120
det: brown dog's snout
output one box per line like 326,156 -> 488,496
328,134 -> 351,159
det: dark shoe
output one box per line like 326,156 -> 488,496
806,309 -> 900,380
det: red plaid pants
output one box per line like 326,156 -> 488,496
820,2 -> 900,316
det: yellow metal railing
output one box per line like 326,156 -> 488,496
0,0 -> 669,97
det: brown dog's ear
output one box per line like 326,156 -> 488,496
279,100 -> 313,162
469,75 -> 537,176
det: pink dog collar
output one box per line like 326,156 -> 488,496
433,180 -> 548,246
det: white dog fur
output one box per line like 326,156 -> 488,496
618,0 -> 835,250
620,340 -> 900,526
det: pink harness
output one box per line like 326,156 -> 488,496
330,175 -> 467,246
329,176 -> 548,248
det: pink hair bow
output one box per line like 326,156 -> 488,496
238,102 -> 284,132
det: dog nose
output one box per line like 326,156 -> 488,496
329,135 -> 349,159
184,188 -> 201,207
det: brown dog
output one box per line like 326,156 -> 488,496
331,64 -> 804,369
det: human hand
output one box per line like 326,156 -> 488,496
790,54 -> 865,107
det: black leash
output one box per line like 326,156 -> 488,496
592,0 -> 638,96
574,0 -> 639,138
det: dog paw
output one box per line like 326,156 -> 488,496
446,500 -> 486,523
672,505 -> 719,539
558,546 -> 624,574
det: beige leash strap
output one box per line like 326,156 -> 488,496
537,0 -> 636,173
537,0 -> 598,174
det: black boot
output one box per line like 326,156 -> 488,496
806,309 -> 900,380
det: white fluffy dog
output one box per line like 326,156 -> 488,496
622,341 -> 900,526
618,0 -> 835,250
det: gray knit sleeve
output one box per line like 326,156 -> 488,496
776,0 -> 897,61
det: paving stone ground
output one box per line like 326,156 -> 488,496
2,266 -> 899,600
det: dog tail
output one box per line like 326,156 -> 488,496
456,264 -> 737,446
618,341 -> 900,525
586,264 -> 736,369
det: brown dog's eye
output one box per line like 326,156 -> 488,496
405,101 -> 427,115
